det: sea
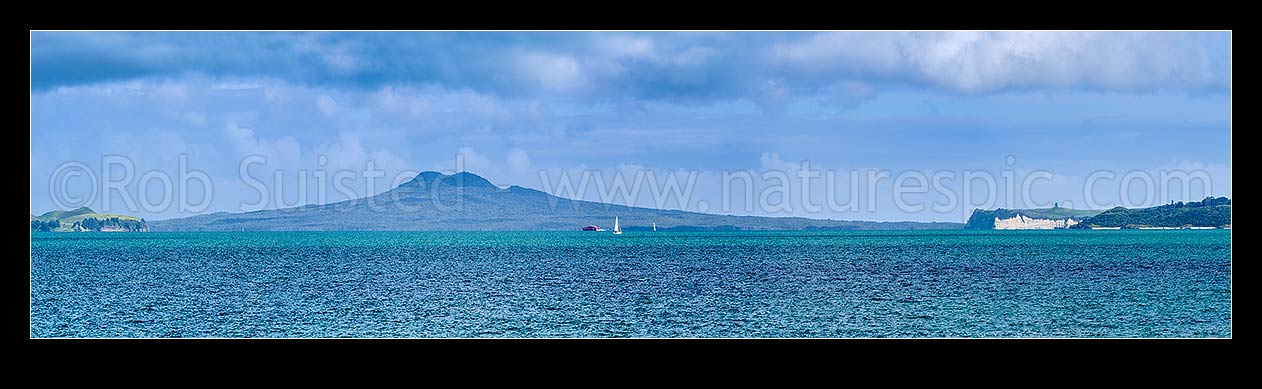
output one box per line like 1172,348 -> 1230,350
30,230 -> 1231,338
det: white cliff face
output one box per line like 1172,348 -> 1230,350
993,215 -> 1080,230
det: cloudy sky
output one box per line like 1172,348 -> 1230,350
30,31 -> 1231,222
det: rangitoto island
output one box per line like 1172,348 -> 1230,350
966,197 -> 1231,230
148,171 -> 962,231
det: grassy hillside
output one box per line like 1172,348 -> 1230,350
34,206 -> 95,221
1072,197 -> 1230,228
35,207 -> 143,223
31,207 -> 147,232
1008,207 -> 1103,220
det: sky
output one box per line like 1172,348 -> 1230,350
30,31 -> 1231,222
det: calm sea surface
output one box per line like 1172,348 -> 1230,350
30,230 -> 1231,338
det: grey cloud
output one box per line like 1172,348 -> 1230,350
31,31 -> 1230,106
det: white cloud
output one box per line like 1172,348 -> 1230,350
262,85 -> 287,103
454,146 -> 493,174
773,31 -> 1229,94
224,121 -> 301,167
151,81 -> 189,102
594,34 -> 655,57
516,52 -> 585,92
507,148 -> 531,176
667,46 -> 717,67
375,86 -> 430,116
323,49 -> 359,74
369,148 -> 408,172
323,132 -> 366,169
180,111 -> 207,126
211,81 -> 261,90
819,80 -> 878,110
759,152 -> 798,172
753,79 -> 791,113
316,95 -> 339,116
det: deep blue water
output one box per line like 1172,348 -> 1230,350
30,230 -> 1231,338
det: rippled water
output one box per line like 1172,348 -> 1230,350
30,230 -> 1231,338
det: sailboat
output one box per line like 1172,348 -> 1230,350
613,216 -> 622,235
653,222 -> 656,232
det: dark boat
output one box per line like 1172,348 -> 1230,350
582,225 -> 602,231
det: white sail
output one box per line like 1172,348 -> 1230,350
613,216 -> 622,234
